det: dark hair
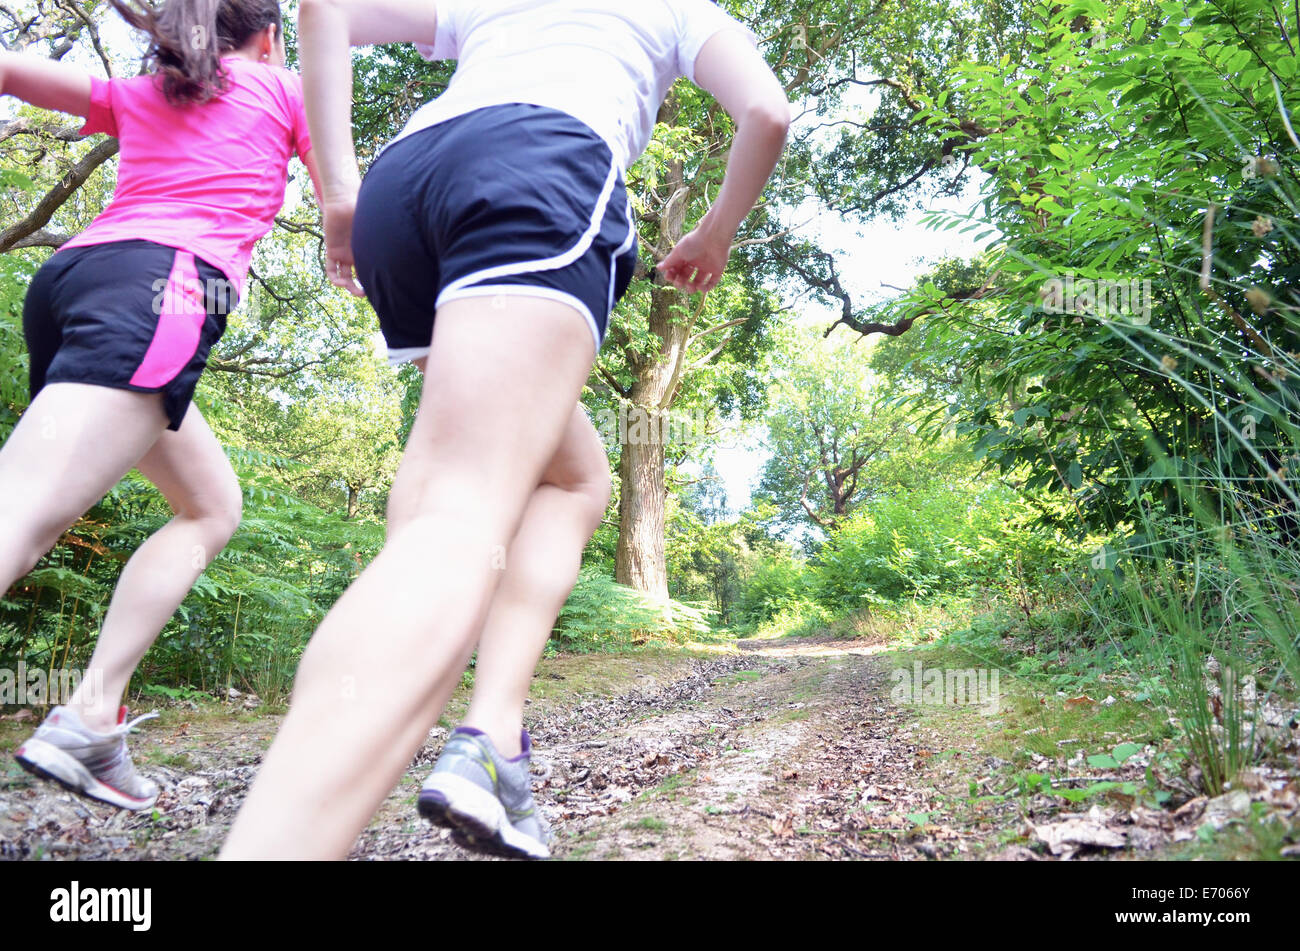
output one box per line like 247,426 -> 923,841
108,0 -> 282,106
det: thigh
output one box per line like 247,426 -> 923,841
405,365 -> 606,493
0,382 -> 168,526
391,295 -> 597,534
539,404 -> 611,496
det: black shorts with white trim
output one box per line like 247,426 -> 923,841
352,103 -> 639,365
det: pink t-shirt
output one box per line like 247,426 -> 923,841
63,57 -> 312,296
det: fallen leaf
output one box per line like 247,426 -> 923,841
1199,789 -> 1251,830
988,845 -> 1039,861
1172,796 -> 1207,822
1033,817 -> 1126,855
1231,770 -> 1266,793
1064,695 -> 1095,709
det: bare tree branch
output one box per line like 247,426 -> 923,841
8,228 -> 71,249
0,136 -> 118,253
0,116 -> 85,146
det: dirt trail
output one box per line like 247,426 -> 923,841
534,637 -> 966,861
0,637 -> 1018,861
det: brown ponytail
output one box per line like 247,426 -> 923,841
107,0 -> 283,106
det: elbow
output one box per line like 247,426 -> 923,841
297,0 -> 337,30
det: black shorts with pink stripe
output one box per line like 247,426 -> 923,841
23,240 -> 234,431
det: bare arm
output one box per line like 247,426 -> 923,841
657,30 -> 790,294
301,148 -> 326,209
0,51 -> 92,117
296,0 -> 440,294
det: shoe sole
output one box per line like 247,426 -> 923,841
418,773 -> 550,860
14,738 -> 157,812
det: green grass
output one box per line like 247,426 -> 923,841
1163,806 -> 1299,861
143,750 -> 196,770
718,670 -> 764,686
642,770 -> 694,802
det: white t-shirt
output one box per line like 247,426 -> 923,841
389,0 -> 760,171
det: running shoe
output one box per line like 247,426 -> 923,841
418,727 -> 551,860
14,705 -> 160,810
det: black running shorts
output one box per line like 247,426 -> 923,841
352,103 -> 639,364
23,239 -> 234,431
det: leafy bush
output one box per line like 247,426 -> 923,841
553,566 -> 714,650
814,481 -> 1073,605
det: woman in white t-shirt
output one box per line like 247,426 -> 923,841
223,0 -> 790,860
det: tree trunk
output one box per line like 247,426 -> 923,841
609,88 -> 750,601
615,412 -> 667,598
612,119 -> 691,598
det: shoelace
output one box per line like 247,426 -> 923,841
111,710 -> 160,737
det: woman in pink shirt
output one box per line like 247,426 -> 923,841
3,0 -> 319,811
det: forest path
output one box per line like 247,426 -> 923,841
0,637 -> 1050,861
358,634 -> 1027,860
527,636 -> 996,861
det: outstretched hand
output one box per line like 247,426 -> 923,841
656,222 -> 732,294
323,194 -> 365,298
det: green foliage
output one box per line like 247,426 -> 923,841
0,428 -> 384,702
872,0 -> 1299,539
813,449 -> 1076,604
553,567 -> 715,650
850,0 -> 1300,797
733,550 -> 815,625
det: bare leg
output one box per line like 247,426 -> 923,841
66,405 -> 243,731
0,383 -> 167,594
221,296 -> 596,859
460,405 -> 611,757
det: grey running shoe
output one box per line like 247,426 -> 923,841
418,727 -> 551,859
14,705 -> 160,811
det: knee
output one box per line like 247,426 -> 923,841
560,458 -> 612,537
218,488 -> 244,541
189,482 -> 243,547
